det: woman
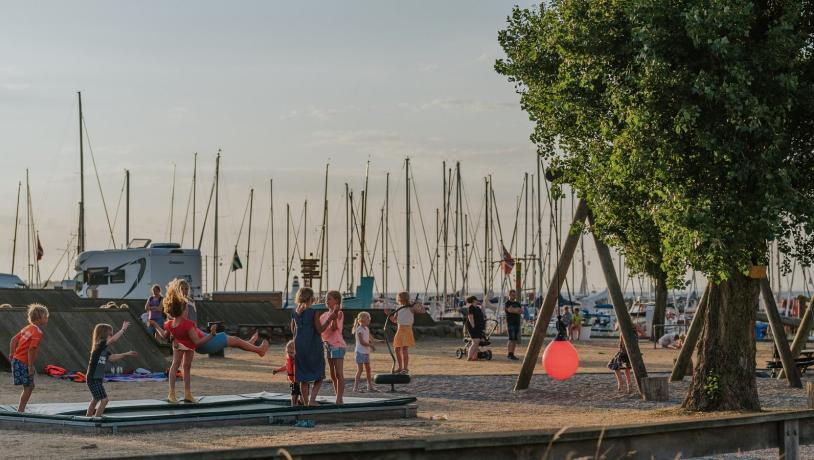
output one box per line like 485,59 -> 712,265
291,287 -> 337,406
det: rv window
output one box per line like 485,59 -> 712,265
86,268 -> 109,285
109,270 -> 125,284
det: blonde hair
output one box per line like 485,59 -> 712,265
163,278 -> 189,319
295,287 -> 315,314
352,311 -> 371,334
285,340 -> 295,353
91,323 -> 114,352
27,303 -> 49,324
397,291 -> 410,306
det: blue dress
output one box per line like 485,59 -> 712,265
293,308 -> 325,382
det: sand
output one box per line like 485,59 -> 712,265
0,337 -> 808,459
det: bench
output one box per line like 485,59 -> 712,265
766,357 -> 814,378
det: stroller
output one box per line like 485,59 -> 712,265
456,314 -> 498,360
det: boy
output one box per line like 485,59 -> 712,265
9,304 -> 49,412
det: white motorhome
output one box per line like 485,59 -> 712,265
75,239 -> 202,300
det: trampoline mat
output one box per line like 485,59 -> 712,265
0,392 -> 417,432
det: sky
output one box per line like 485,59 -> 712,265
0,1 -> 736,297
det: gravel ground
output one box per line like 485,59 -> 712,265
0,337 -> 809,459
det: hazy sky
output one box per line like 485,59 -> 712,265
0,1 -> 705,297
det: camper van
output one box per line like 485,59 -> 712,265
75,239 -> 202,300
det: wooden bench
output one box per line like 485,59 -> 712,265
766,357 -> 814,378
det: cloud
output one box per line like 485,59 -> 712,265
398,98 -> 515,113
418,63 -> 440,73
308,129 -> 403,148
281,105 -> 359,120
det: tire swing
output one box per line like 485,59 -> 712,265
374,305 -> 412,391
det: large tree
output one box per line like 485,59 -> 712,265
497,0 -> 814,411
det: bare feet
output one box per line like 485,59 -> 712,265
258,340 -> 270,357
250,330 -> 260,344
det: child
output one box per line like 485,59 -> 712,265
385,292 -> 425,374
154,278 -> 217,403
352,311 -> 380,392
607,336 -> 632,394
9,304 -> 49,413
85,322 -> 138,417
272,340 -> 301,405
144,284 -> 164,338
321,290 -> 346,405
291,287 -> 337,406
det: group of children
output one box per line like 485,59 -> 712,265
9,281 -> 423,415
274,289 -> 423,406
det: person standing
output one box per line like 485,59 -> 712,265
291,287 -> 336,406
561,306 -> 573,340
504,290 -> 523,360
570,307 -> 582,342
466,296 -> 486,361
320,290 -> 346,405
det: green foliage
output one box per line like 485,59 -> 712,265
703,371 -> 720,401
496,1 -> 814,283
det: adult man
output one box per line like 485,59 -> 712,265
504,290 -> 523,360
561,306 -> 573,339
658,333 -> 683,349
466,296 -> 486,361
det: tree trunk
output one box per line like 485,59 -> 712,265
683,272 -> 760,411
652,270 -> 668,340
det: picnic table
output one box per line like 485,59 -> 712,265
766,348 -> 814,377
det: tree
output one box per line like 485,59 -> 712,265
497,0 -> 814,411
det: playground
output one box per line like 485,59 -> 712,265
1,336 -> 811,459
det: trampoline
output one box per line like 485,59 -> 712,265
0,392 -> 417,433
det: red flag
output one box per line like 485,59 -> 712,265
36,235 -> 44,261
500,244 -> 514,275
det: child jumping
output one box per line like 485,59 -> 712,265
321,290 -> 346,405
154,278 -> 217,403
272,340 -> 301,406
85,322 -> 138,417
9,304 -> 49,413
385,292 -> 425,375
352,311 -> 380,392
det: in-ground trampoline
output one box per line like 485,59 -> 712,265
0,392 -> 417,433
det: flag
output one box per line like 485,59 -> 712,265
230,249 -> 243,272
500,244 -> 514,275
36,235 -> 44,261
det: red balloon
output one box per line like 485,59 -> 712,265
542,339 -> 579,380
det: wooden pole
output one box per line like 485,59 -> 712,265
589,211 -> 649,393
515,199 -> 588,391
787,298 -> 814,362
670,284 -> 710,381
760,277 -> 802,387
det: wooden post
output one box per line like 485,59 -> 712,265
514,199 -> 588,391
807,382 -> 814,409
780,420 -> 800,460
779,298 -> 813,379
759,277 -> 802,388
670,285 -> 710,381
640,376 -> 669,401
589,212 -> 648,393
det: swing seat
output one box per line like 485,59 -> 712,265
373,373 -> 411,385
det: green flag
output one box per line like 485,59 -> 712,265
230,249 -> 243,272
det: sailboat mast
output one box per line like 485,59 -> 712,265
246,187 -> 254,291
537,156 -> 544,296
442,162 -> 448,310
77,91 -> 85,255
360,161 -> 370,280
26,170 -> 31,285
11,181 -> 20,274
320,164 -> 329,293
125,169 -> 130,247
285,203 -> 290,305
484,177 -> 489,300
169,164 -> 176,242
384,172 -> 389,305
405,157 -> 411,293
270,179 -> 275,290
213,150 -> 220,293
192,152 -> 197,247
345,183 -> 350,292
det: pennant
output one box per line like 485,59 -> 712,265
500,244 -> 514,275
36,235 -> 44,261
230,249 -> 243,272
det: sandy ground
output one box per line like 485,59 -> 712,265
0,337 -> 809,459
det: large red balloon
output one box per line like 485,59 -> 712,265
542,339 -> 579,380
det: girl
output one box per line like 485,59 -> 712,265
607,336 -> 632,394
272,340 -> 301,405
352,311 -> 379,392
321,290 -> 346,405
154,279 -> 218,403
144,284 -> 164,338
85,322 -> 138,417
149,279 -> 269,357
385,291 -> 425,374
291,287 -> 337,406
